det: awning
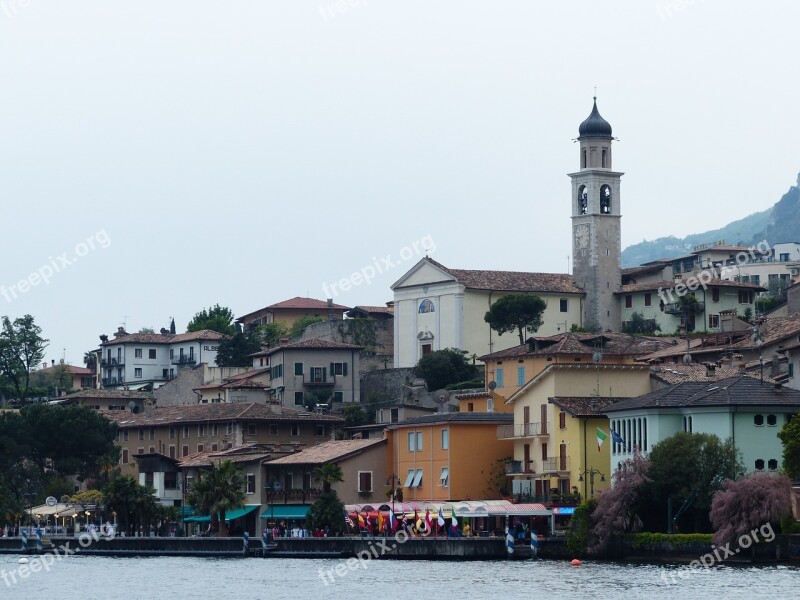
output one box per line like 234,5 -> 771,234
183,505 -> 260,523
260,504 -> 311,520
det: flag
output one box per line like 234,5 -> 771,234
611,429 -> 625,446
450,508 -> 458,528
389,511 -> 396,532
424,509 -> 433,534
357,513 -> 366,528
377,512 -> 384,533
343,511 -> 355,528
437,508 -> 445,527
596,427 -> 608,451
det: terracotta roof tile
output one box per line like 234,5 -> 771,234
37,364 -> 94,375
618,278 -> 765,294
101,329 -> 226,346
480,332 -> 681,361
266,297 -> 350,311
549,397 -> 629,417
62,389 -> 153,400
650,363 -> 777,385
265,338 -> 363,356
422,258 -> 582,294
267,438 -> 386,465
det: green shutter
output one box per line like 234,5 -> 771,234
295,362 -> 303,376
322,367 -> 327,382
329,363 -> 334,376
343,363 -> 348,376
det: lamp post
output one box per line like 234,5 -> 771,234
577,468 -> 606,499
385,474 -> 402,516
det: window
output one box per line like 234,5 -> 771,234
755,459 -> 765,471
198,424 -> 206,437
358,471 -> 373,493
751,275 -> 760,286
624,295 -> 633,309
767,414 -> 777,426
227,422 -> 234,435
408,431 -> 416,452
738,290 -> 754,304
134,368 -> 142,378
169,426 -> 176,439
138,428 -> 144,441
247,424 -> 257,435
123,430 -> 129,441
768,459 -> 778,471
315,424 -> 326,437
211,424 -> 219,436
330,362 -> 348,376
559,411 -> 566,430
269,363 -> 283,380
182,445 -> 189,457
780,253 -> 790,262
487,397 -> 494,412
404,470 -> 416,488
269,424 -> 278,436
294,362 -> 303,376
559,299 -> 568,312
418,299 -> 435,313
137,447 -> 144,455
182,425 -> 190,438
294,392 -> 305,406
148,349 -> 157,359
416,431 -> 423,452
441,428 -> 449,450
135,349 -> 143,359
390,408 -> 399,423
148,446 -> 155,454
169,445 -> 176,459
310,367 -> 326,383
291,424 -> 300,436
644,293 -> 651,307
246,474 -> 255,494
683,416 -> 693,432
197,444 -> 204,453
333,391 -> 343,403
440,467 -> 449,487
578,185 -> 587,213
517,366 -> 525,386
467,402 -> 474,412
754,414 -> 764,426
495,368 -> 504,388
600,185 -> 611,214
412,469 -> 423,488
121,449 -> 128,464
601,148 -> 607,168
712,288 -> 720,302
421,343 -> 432,356
709,314 -> 719,329
164,472 -> 177,490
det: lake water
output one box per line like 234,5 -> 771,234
1,554 -> 797,599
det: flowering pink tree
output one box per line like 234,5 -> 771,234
589,451 -> 651,555
709,473 -> 792,547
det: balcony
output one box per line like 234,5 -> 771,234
663,302 -> 703,315
101,358 -> 124,367
539,457 -> 570,473
171,356 -> 196,366
303,374 -> 336,387
496,422 -> 550,439
504,460 -> 534,475
101,377 -> 124,387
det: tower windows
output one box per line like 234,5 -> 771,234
600,185 -> 612,214
578,185 -> 588,214
581,149 -> 587,168
602,149 -> 607,168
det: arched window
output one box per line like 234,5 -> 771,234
600,185 -> 611,214
601,148 -> 607,168
581,149 -> 587,168
578,185 -> 588,214
418,299 -> 435,314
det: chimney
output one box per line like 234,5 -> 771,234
115,327 -> 128,337
706,363 -> 716,378
327,298 -> 334,321
738,363 -> 746,373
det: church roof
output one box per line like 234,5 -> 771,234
424,258 -> 582,294
578,97 -> 613,138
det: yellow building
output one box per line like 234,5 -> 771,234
502,363 -> 651,501
386,412 -> 514,502
481,332 -> 676,402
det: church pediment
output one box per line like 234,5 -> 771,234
391,258 -> 458,290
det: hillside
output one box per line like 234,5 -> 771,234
622,173 -> 800,267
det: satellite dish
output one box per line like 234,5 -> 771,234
128,400 -> 136,412
488,381 -> 497,390
592,352 -> 603,364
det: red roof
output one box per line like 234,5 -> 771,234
265,338 -> 363,356
267,297 -> 350,311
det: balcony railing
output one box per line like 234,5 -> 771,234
303,374 -> 336,387
539,457 -> 570,473
171,356 -> 196,365
504,460 -> 534,475
663,302 -> 703,315
496,422 -> 550,439
101,358 -> 124,367
101,377 -> 124,386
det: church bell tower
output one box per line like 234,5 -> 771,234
569,98 -> 622,332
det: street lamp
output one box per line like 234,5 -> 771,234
385,474 -> 402,516
577,468 -> 606,499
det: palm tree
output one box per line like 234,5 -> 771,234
313,463 -> 344,494
186,460 -> 246,537
102,475 -> 139,535
83,351 -> 97,371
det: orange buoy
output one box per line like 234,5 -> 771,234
570,559 -> 582,566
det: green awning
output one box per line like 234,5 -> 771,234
260,505 -> 311,520
183,505 -> 260,523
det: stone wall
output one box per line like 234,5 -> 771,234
153,365 -> 204,406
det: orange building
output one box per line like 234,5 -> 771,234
386,412 -> 514,502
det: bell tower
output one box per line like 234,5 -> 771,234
569,97 -> 622,332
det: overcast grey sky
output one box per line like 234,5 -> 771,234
1,0 -> 797,366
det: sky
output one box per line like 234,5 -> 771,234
1,0 -> 798,366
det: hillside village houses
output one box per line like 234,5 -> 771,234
18,98 -> 800,536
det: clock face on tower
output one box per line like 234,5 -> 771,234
574,224 -> 590,249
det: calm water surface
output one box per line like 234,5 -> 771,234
1,554 -> 797,599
